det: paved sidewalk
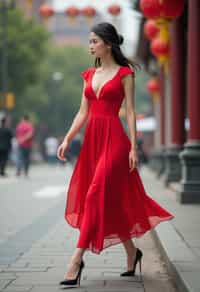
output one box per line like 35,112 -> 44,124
0,217 -> 177,292
142,166 -> 200,292
0,164 -> 178,292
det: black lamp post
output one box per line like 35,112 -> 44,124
0,0 -> 15,112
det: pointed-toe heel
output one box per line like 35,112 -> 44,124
59,260 -> 85,287
120,248 -> 143,277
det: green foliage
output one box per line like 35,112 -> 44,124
20,46 -> 91,136
0,8 -> 49,95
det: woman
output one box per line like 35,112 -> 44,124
57,22 -> 174,287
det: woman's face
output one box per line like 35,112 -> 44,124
89,32 -> 110,58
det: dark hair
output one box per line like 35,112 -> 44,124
90,22 -> 139,71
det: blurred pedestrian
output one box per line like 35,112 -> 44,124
44,136 -> 59,164
137,137 -> 148,168
15,114 -> 35,177
10,137 -> 19,167
0,116 -> 13,177
68,133 -> 82,163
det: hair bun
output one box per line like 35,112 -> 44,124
118,34 -> 124,45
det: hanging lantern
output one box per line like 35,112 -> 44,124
146,78 -> 160,102
155,18 -> 170,43
140,0 -> 184,20
144,19 -> 159,40
65,6 -> 80,26
107,4 -> 121,16
151,37 -> 170,57
81,6 -> 96,25
39,4 -> 54,23
160,0 -> 184,19
140,0 -> 162,19
151,35 -> 170,73
140,0 -> 184,70
147,78 -> 160,94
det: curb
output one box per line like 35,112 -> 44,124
152,221 -> 198,292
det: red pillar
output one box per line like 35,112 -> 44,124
159,67 -> 165,146
170,19 -> 185,145
187,0 -> 200,141
179,0 -> 200,203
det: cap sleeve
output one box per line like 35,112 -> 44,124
120,66 -> 135,78
81,67 -> 93,81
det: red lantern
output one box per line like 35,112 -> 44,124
65,6 -> 80,17
107,4 -> 121,16
65,6 -> 80,25
161,0 -> 184,19
81,6 -> 96,25
140,0 -> 184,19
81,6 -> 96,18
147,78 -> 160,94
146,78 -> 160,102
140,0 -> 162,19
144,19 -> 159,40
150,37 -> 170,57
39,4 -> 54,20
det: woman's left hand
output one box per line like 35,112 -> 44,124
129,148 -> 138,172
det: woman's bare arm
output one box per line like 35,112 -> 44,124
123,74 -> 137,150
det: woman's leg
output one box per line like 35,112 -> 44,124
65,247 -> 86,279
122,239 -> 137,270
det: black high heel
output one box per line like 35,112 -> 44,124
120,248 -> 143,277
59,260 -> 85,287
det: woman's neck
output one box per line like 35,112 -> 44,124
99,55 -> 117,70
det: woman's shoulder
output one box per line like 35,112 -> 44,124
120,65 -> 135,77
81,66 -> 95,81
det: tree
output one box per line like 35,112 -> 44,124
21,46 -> 91,136
0,8 -> 49,110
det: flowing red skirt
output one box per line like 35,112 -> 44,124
65,114 -> 174,254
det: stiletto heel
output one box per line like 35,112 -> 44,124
139,258 -> 142,275
59,260 -> 85,287
120,248 -> 143,277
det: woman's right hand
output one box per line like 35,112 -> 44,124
57,140 -> 69,162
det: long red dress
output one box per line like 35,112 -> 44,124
65,66 -> 174,254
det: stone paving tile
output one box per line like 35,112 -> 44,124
2,285 -> 33,292
174,261 -> 200,272
8,263 -> 28,269
31,287 -> 86,292
84,289 -> 144,292
2,267 -> 48,273
104,279 -> 143,288
0,279 -> 14,291
143,276 -> 177,292
176,271 -> 200,292
0,273 -> 17,280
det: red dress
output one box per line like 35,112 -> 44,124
65,66 -> 174,254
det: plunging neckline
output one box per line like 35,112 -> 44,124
90,66 -> 121,100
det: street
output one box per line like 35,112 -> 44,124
0,163 -> 178,292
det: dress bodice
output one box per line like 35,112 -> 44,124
81,66 -> 134,117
